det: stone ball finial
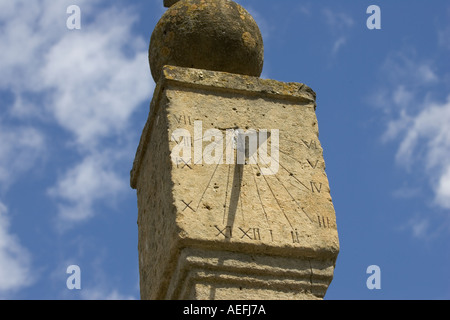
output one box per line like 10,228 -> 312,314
149,0 -> 264,82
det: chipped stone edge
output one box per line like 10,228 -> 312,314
130,65 -> 317,190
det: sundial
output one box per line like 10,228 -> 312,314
131,0 -> 339,300
162,70 -> 337,251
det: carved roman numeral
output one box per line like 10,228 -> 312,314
291,229 -> 300,243
181,200 -> 195,212
302,139 -> 317,150
307,159 -> 319,169
310,181 -> 322,193
215,225 -> 232,239
176,157 -> 193,169
239,228 -> 261,241
173,114 -> 192,125
317,216 -> 330,228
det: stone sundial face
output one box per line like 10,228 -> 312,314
163,78 -> 337,250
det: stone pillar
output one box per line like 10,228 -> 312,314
131,0 -> 339,300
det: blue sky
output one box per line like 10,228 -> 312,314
0,0 -> 449,300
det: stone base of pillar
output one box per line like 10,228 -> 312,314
165,248 -> 335,300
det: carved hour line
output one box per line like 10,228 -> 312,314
171,134 -> 192,147
250,153 -> 299,228
223,164 -> 232,224
196,156 -> 221,212
192,131 -> 224,143
279,137 -> 318,150
277,148 -> 320,171
274,174 -> 314,222
279,137 -> 305,146
249,161 -> 270,224
269,156 -> 311,192
196,134 -> 234,212
239,163 -> 244,222
254,161 -> 294,230
193,158 -> 203,165
260,153 -> 319,201
288,174 -> 311,192
276,147 -> 308,168
257,155 -> 314,223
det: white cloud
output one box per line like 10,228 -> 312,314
436,166 -> 450,209
42,33 -> 150,149
395,98 -> 450,175
332,37 -> 347,55
384,96 -> 450,237
0,0 -> 153,227
0,125 -> 46,190
322,7 -> 354,29
322,7 -> 354,56
392,185 -> 421,200
0,0 -> 152,150
381,51 -> 438,90
392,85 -> 414,107
48,152 -> 125,227
39,6 -> 151,149
296,3 -> 312,16
405,215 -> 431,239
376,36 -> 450,237
438,24 -> 450,51
0,202 -> 33,295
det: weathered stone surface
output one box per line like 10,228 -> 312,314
149,0 -> 264,82
131,66 -> 339,300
